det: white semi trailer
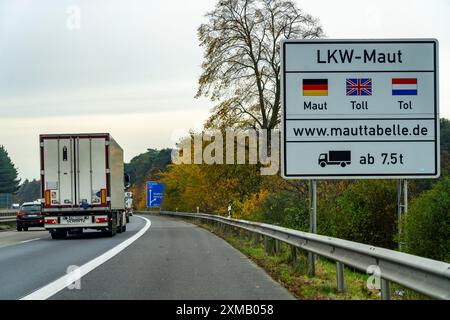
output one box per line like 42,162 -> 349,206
40,133 -> 128,239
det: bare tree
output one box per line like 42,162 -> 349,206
197,0 -> 324,130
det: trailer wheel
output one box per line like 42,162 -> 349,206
109,227 -> 117,237
105,225 -> 117,237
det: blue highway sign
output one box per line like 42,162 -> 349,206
146,182 -> 165,208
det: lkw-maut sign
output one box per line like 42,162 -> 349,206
281,39 -> 440,180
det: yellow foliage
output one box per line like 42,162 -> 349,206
238,190 -> 268,220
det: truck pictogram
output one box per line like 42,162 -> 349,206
318,151 -> 352,168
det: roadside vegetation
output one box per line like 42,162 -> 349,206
402,177 -> 450,262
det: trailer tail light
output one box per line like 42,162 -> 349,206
100,189 -> 107,205
46,219 -> 57,225
45,190 -> 51,206
95,217 -> 108,223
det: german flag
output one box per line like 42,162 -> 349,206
303,79 -> 328,96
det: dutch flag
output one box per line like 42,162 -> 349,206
392,78 -> 418,95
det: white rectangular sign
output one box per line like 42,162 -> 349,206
281,39 -> 440,180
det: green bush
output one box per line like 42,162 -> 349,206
320,180 -> 397,249
403,177 -> 450,262
258,190 -> 309,231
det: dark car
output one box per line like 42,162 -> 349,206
16,202 -> 44,231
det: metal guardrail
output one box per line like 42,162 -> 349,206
0,213 -> 16,223
160,211 -> 450,300
0,210 -> 16,217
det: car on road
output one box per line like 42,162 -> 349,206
16,202 -> 44,231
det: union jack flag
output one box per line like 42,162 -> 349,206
346,78 -> 372,96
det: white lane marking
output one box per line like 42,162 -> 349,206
20,216 -> 151,300
21,238 -> 41,244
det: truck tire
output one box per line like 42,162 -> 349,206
105,226 -> 117,237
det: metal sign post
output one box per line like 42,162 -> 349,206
397,179 -> 408,249
308,180 -> 317,277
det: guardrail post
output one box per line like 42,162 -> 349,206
336,262 -> 345,293
254,233 -> 260,245
248,230 -> 252,241
381,279 -> 391,300
308,252 -> 315,277
275,239 -> 281,254
291,246 -> 297,266
264,235 -> 270,255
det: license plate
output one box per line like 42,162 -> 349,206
27,215 -> 38,218
62,216 -> 90,224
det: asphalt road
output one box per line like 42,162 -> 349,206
0,228 -> 47,249
0,215 -> 294,300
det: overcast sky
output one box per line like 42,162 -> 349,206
0,0 -> 449,181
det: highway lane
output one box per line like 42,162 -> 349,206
52,215 -> 294,300
0,228 -> 48,249
0,217 -> 147,300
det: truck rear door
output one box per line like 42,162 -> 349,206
75,137 -> 108,207
42,136 -> 108,208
